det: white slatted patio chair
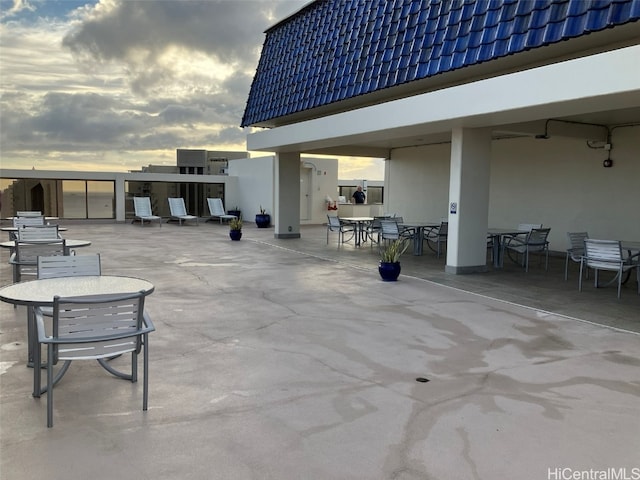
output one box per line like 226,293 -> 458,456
37,254 -> 101,280
16,211 -> 42,216
133,197 -> 162,227
579,239 -> 640,299
168,197 -> 199,226
365,217 -> 385,248
33,291 -> 155,427
13,215 -> 45,228
326,215 -> 355,245
423,221 -> 448,258
36,253 -> 102,319
207,198 -> 237,224
9,239 -> 67,282
17,225 -> 60,241
565,231 -> 589,280
502,227 -> 551,272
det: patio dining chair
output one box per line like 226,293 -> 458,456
33,291 -> 155,427
365,217 -> 385,248
564,231 -> 589,281
579,239 -> 639,299
9,215 -> 44,240
37,253 -> 101,280
17,225 -> 60,242
9,239 -> 67,282
379,220 -> 413,246
502,227 -> 551,272
16,211 -> 42,217
423,221 -> 448,258
326,215 -> 355,245
207,198 -> 237,224
168,197 -> 199,226
133,197 -> 162,227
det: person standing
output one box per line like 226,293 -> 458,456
352,186 -> 366,204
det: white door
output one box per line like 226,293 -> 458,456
300,167 -> 312,221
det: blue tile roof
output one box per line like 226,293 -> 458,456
241,0 -> 640,127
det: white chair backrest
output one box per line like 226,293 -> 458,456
51,292 -> 145,360
17,225 -> 59,241
13,216 -> 45,228
37,254 -> 101,279
584,239 -> 623,266
567,232 -> 588,252
328,215 -> 341,229
16,211 -> 42,217
527,227 -> 551,245
15,239 -> 66,264
381,220 -> 400,238
133,197 -> 153,217
168,197 -> 187,216
208,198 -> 226,216
518,223 -> 542,232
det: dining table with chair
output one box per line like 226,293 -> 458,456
0,275 -> 155,395
340,216 -> 373,246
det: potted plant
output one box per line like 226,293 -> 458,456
255,205 -> 271,228
378,239 -> 409,281
229,217 -> 243,240
228,206 -> 241,218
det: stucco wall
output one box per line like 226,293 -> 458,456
228,155 -> 338,225
386,127 -> 640,251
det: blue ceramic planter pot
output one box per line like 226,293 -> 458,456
229,229 -> 242,241
255,214 -> 271,228
378,261 -> 401,281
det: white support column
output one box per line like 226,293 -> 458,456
274,152 -> 301,238
115,174 -> 126,222
445,127 -> 492,274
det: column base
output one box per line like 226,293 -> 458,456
445,264 -> 489,274
274,233 -> 301,239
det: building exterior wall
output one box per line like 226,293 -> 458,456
386,128 -> 640,251
228,155 -> 339,225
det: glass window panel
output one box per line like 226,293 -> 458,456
87,181 -> 115,218
62,180 -> 86,219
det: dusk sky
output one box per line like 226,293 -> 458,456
0,0 -> 384,180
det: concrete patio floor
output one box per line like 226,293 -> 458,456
1,221 -> 639,480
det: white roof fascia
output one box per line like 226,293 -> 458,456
246,44 -> 640,153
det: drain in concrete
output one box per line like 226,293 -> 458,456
415,377 -> 430,383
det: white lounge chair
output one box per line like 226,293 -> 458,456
133,197 -> 162,227
207,198 -> 237,224
168,197 -> 198,226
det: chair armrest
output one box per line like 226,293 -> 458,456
143,311 -> 156,332
503,235 -> 526,248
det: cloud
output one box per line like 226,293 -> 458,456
0,0 -> 384,179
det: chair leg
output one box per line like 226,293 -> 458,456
564,254 -> 569,281
143,333 -> 149,411
544,249 -> 549,271
579,260 -> 584,292
47,345 -> 54,427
